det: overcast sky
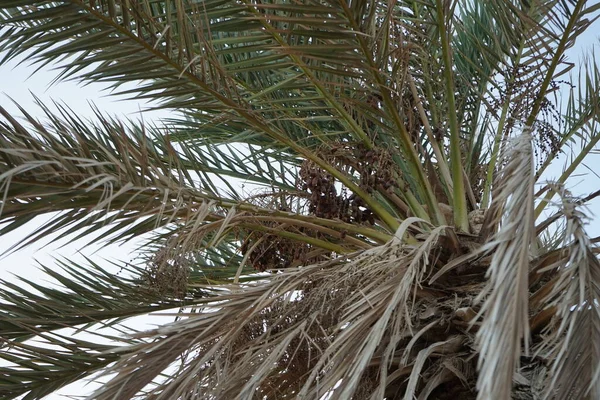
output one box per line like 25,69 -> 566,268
1,21 -> 600,399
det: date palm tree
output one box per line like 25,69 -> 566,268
1,1 -> 600,399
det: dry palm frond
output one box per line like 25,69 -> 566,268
476,128 -> 535,400
90,222 -> 468,400
536,190 -> 600,399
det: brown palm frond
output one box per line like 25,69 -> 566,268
475,129 -> 535,400
90,223 -> 470,400
536,190 -> 600,399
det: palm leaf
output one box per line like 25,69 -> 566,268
87,222 -> 473,399
1,1 -> 600,399
0,101 -> 383,256
475,129 -> 535,400
0,332 -> 123,400
0,256 -> 213,399
0,258 -> 210,341
535,189 -> 600,398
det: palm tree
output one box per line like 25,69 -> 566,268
1,0 -> 600,398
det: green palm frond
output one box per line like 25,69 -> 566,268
0,0 -> 458,227
535,57 -> 600,216
0,332 -> 123,400
0,258 -> 206,341
0,256 -> 212,399
2,1 -> 406,228
479,0 -> 599,207
0,101 -> 383,254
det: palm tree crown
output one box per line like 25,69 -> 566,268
1,1 -> 600,399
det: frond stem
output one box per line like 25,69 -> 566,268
525,0 -> 587,127
435,0 -> 468,231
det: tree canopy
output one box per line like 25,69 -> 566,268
1,1 -> 600,399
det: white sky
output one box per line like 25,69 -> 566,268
0,23 -> 599,400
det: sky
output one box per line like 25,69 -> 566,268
1,15 -> 600,400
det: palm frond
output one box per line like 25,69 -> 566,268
476,129 -> 535,400
0,331 -> 124,400
1,0 -> 405,228
0,256 -> 211,399
478,0 -> 598,207
535,189 -> 600,398
535,56 -> 600,217
434,0 -> 469,230
85,224 -> 471,399
0,258 -> 201,342
0,100 -> 218,250
537,53 -> 600,179
0,101 -> 382,257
